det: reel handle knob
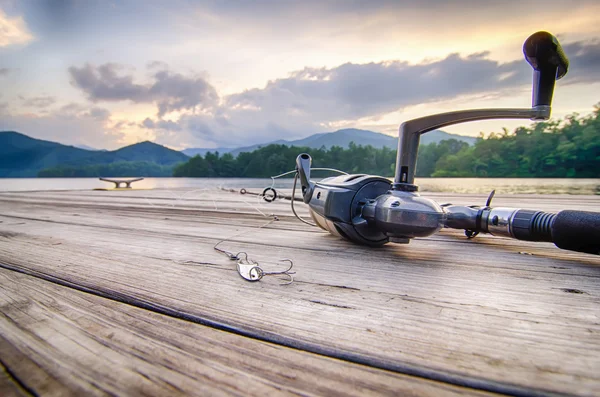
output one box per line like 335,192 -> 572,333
523,31 -> 569,79
523,31 -> 569,108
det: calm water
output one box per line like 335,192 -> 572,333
1,177 -> 599,195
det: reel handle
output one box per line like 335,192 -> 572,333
393,31 -> 567,188
296,153 -> 314,203
523,31 -> 569,109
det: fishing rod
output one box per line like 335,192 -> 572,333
293,31 -> 600,255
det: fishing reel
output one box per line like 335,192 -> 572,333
295,32 -> 600,255
296,153 -> 444,246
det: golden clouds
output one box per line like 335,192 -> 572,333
0,9 -> 34,47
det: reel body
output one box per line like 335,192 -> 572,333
307,174 -> 391,246
306,174 -> 445,246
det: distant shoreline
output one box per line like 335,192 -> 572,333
1,177 -> 598,195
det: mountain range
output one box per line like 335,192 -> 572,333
182,128 -> 477,157
0,131 -> 188,177
1,128 -> 476,177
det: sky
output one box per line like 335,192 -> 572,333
1,0 -> 599,150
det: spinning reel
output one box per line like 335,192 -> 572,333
295,32 -> 600,255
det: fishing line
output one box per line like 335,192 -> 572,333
143,188 -> 218,210
291,172 -> 316,226
269,167 -> 349,227
142,165 -> 348,283
213,216 -> 295,284
140,186 -> 289,283
212,163 -> 353,282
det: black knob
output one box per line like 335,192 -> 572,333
523,32 -> 569,108
523,31 -> 569,80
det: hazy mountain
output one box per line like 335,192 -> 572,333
419,130 -> 477,146
75,144 -> 102,151
1,129 -> 476,177
81,141 -> 189,166
0,131 -> 189,177
182,128 -> 477,157
0,131 -> 94,177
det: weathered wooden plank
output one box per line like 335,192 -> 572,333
0,268 -> 493,397
0,360 -> 30,397
1,188 -> 598,215
0,334 -> 73,397
0,189 -> 599,396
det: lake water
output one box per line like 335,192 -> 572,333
1,177 -> 599,195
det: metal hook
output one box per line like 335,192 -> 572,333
235,258 -> 295,284
274,272 -> 294,285
262,259 -> 294,275
262,259 -> 295,285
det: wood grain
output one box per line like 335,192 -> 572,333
0,360 -> 29,397
0,268 -> 492,396
0,188 -> 599,396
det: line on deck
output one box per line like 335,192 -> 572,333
0,261 -> 571,397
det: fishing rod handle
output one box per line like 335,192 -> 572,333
487,208 -> 600,255
551,210 -> 600,255
445,206 -> 600,255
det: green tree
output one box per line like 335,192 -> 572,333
172,105 -> 600,179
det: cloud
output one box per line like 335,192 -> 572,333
68,63 -> 219,117
226,56 -> 525,122
55,102 -> 87,117
141,117 -> 181,131
147,60 -> 168,70
0,105 -> 123,149
22,95 -> 56,108
141,117 -> 155,129
225,38 -> 600,123
0,67 -> 9,76
87,107 -> 111,121
143,37 -> 600,149
54,35 -> 600,150
561,40 -> 600,85
50,103 -> 111,121
188,1 -> 600,40
0,8 -> 34,47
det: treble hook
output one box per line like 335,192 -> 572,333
262,259 -> 295,285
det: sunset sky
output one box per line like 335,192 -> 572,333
1,0 -> 599,150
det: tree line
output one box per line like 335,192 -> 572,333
38,105 -> 600,178
174,106 -> 600,178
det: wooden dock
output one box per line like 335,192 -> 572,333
0,188 -> 599,396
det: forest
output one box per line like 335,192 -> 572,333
173,105 -> 600,178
